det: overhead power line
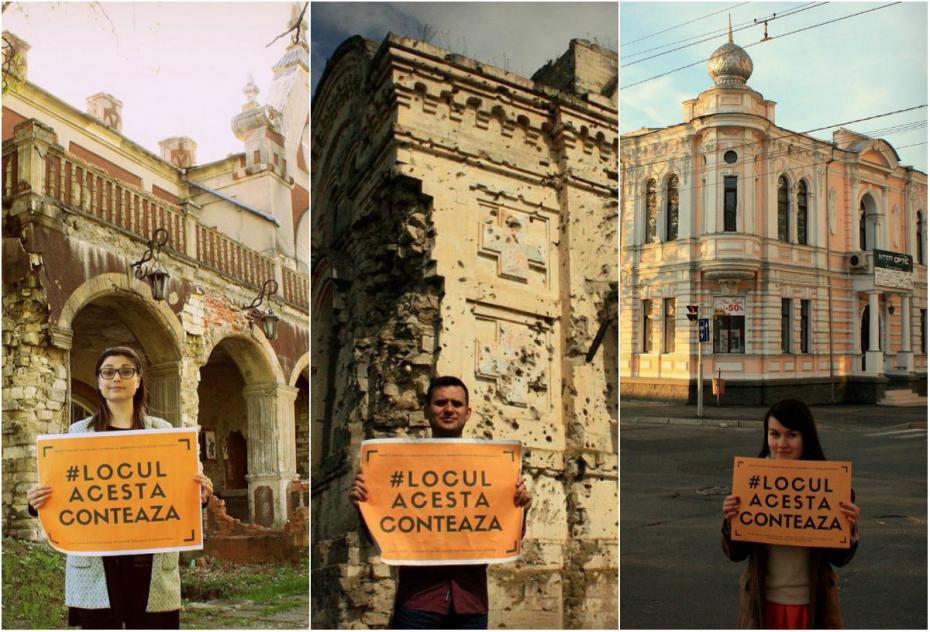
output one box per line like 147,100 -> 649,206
621,2 -> 748,49
621,2 -> 903,90
622,2 -> 826,67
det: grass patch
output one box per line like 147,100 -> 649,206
2,537 -> 307,630
2,537 -> 68,630
180,556 -> 308,602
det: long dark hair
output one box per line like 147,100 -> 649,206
758,399 -> 826,460
91,346 -> 148,431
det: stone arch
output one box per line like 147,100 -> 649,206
56,272 -> 184,355
56,272 -> 184,425
289,351 -> 310,387
199,330 -> 284,386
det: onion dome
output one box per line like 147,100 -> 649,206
707,16 -> 753,88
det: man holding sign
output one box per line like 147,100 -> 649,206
349,376 -> 532,629
720,399 -> 860,629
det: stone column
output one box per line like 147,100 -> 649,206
866,291 -> 883,373
146,361 -> 181,426
243,383 -> 299,527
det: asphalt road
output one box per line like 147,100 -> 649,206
619,412 -> 927,629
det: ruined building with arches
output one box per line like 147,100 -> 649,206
2,14 -> 309,540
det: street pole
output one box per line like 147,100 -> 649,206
697,303 -> 703,419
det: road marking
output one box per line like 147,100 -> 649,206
863,428 -> 927,438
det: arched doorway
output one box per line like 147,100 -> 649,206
197,335 -> 293,526
198,342 -> 250,521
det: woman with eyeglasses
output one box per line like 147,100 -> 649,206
26,346 -> 213,629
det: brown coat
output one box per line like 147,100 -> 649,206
721,521 -> 857,629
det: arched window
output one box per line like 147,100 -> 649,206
918,210 -> 925,265
777,176 -> 790,242
859,198 -> 868,250
666,175 -> 679,241
645,178 -> 657,243
796,180 -> 808,245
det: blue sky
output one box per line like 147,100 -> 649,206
620,2 -> 928,172
311,2 -> 617,96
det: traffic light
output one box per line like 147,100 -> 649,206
686,304 -> 699,321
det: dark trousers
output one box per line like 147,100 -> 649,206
68,555 -> 179,629
391,606 -> 488,629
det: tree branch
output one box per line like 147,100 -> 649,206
266,2 -> 307,48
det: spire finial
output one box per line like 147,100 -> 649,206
728,14 -> 733,44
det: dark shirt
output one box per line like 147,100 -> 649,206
395,564 -> 488,615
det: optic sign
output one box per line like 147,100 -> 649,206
36,428 -> 203,556
729,457 -> 853,549
714,297 -> 744,316
358,439 -> 524,566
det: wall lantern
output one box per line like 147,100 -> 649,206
130,228 -> 171,301
243,279 -> 280,341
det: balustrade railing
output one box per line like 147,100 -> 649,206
195,223 -> 276,291
281,265 -> 309,309
3,139 -> 308,310
43,151 -> 188,255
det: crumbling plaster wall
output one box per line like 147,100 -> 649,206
2,182 -> 307,536
311,34 -> 617,629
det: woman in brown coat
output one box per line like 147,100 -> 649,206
721,399 -> 860,629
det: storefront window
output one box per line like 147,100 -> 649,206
714,296 -> 745,354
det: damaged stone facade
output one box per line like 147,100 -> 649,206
312,36 -> 618,628
2,16 -> 310,540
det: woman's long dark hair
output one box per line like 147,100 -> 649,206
91,346 -> 148,432
757,398 -> 827,460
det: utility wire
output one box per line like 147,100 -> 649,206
621,2 -> 749,49
621,2 -> 903,90
620,104 -> 927,175
622,2 -> 826,67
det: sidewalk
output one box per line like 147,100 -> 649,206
620,400 -> 928,430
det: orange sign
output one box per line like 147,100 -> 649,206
730,457 -> 853,549
358,439 -> 524,565
36,428 -> 203,555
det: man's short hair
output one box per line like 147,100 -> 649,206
425,376 -> 469,406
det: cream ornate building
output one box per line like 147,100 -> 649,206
312,35 -> 618,628
2,6 -> 309,536
620,28 -> 928,404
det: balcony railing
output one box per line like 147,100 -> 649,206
2,135 -> 309,311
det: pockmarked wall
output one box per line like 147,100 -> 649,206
311,35 -> 618,628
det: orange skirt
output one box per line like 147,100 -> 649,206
764,602 -> 810,629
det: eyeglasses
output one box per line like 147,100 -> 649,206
98,367 -> 139,380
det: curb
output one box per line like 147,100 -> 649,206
625,416 -> 764,429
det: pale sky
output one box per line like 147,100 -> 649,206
311,2 -> 618,96
620,1 -> 928,172
3,2 -> 300,164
